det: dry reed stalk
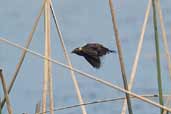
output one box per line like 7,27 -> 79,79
162,96 -> 171,114
156,0 -> 171,113
38,94 -> 166,114
1,37 -> 171,112
49,1 -> 87,114
42,0 -> 51,113
52,94 -> 167,112
152,0 -> 164,113
0,70 -> 13,114
46,2 -> 54,113
1,0 -> 47,109
108,0 -> 133,114
121,0 -> 151,114
156,0 -> 171,80
47,32 -> 54,114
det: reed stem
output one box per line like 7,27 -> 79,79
42,0 -> 51,113
1,0 -> 46,109
155,1 -> 171,114
50,1 -> 87,114
152,0 -> 164,113
0,70 -> 13,114
121,0 -> 151,113
38,94 -> 168,114
108,0 -> 133,114
1,37 -> 171,112
44,1 -> 54,114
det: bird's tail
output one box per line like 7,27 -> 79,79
109,50 -> 117,53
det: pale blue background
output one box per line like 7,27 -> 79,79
0,0 -> 171,114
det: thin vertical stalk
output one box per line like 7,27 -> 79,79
46,2 -> 54,113
43,1 -> 55,114
49,1 -> 87,114
42,0 -> 50,113
0,70 -> 13,114
108,0 -> 133,114
156,0 -> 171,80
152,0 -> 164,113
1,0 -> 46,109
121,1 -> 151,114
48,37 -> 54,114
156,1 -> 171,114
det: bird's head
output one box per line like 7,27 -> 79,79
71,47 -> 83,55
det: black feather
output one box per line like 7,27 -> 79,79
83,43 -> 116,56
84,54 -> 101,68
72,43 -> 116,68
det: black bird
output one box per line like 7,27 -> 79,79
72,43 -> 116,68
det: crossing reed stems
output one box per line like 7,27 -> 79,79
1,37 -> 171,112
108,0 -> 133,114
0,70 -> 13,114
0,0 -> 46,109
50,1 -> 87,114
152,0 -> 164,113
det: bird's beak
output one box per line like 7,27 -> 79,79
71,48 -> 79,54
71,50 -> 75,54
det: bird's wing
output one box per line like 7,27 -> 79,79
84,43 -> 109,56
84,54 -> 101,68
98,47 -> 111,56
82,47 -> 98,56
83,43 -> 101,50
